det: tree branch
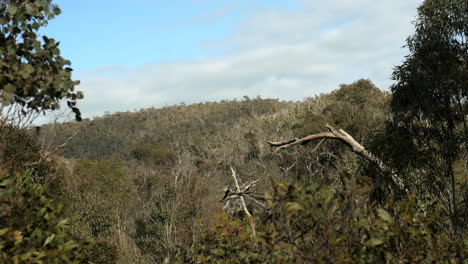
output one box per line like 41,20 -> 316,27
268,125 -> 409,193
220,167 -> 260,235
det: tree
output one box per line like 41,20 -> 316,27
0,0 -> 82,124
390,0 -> 467,232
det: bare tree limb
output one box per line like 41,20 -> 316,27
51,130 -> 79,154
231,167 -> 252,218
268,125 -> 409,194
25,130 -> 79,167
220,167 -> 261,236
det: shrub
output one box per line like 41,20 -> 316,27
0,170 -> 81,263
193,181 -> 465,263
257,182 -> 464,263
0,126 -> 40,170
131,145 -> 177,165
58,157 -> 136,263
193,214 -> 261,264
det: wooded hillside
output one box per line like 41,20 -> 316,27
0,0 -> 466,263
29,79 -> 465,263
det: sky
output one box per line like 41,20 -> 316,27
39,0 -> 423,121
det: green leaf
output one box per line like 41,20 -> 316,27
0,177 -> 13,187
0,228 -> 9,236
8,6 -> 18,15
52,7 -> 61,16
6,46 -> 15,56
25,4 -> 35,15
56,219 -> 68,228
210,248 -> 225,256
36,0 -> 47,8
1,97 -> 12,106
287,202 -> 303,214
20,64 -> 35,78
367,238 -> 384,246
43,234 -> 55,247
377,209 -> 393,223
13,231 -> 23,245
33,40 -> 42,51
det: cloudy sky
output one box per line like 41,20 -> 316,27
41,0 -> 422,120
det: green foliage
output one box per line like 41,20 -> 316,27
132,168 -> 203,263
133,184 -> 176,262
392,0 -> 467,128
37,76 -> 465,262
390,0 -> 467,231
0,126 -> 40,169
79,241 -> 118,264
0,170 -> 80,263
0,125 -> 65,189
42,98 -> 290,159
58,157 -> 137,263
194,214 -> 261,264
258,182 -> 465,263
194,182 -> 465,263
300,79 -> 389,141
0,0 -> 82,119
131,145 -> 177,165
274,79 -> 390,184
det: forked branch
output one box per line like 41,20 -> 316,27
220,167 -> 263,235
268,125 -> 409,193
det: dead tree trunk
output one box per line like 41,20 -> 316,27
220,167 -> 264,236
268,125 -> 409,194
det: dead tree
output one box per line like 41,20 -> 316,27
267,125 -> 409,194
220,167 -> 264,236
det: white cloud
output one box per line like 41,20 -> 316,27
69,0 -> 423,120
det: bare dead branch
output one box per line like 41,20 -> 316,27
268,125 -> 409,193
25,130 -> 79,167
51,131 -> 79,153
231,167 -> 252,219
220,167 -> 263,236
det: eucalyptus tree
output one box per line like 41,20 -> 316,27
390,0 -> 467,232
0,0 -> 82,125
0,1 -> 83,262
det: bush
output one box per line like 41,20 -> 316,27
193,214 -> 261,264
193,181 -> 465,263
0,126 -> 40,171
0,170 -> 81,263
0,126 -> 61,186
131,145 -> 177,165
79,241 -> 118,264
257,182 -> 464,263
58,157 -> 136,263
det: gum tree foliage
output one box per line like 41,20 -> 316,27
0,0 -> 82,120
390,0 -> 467,230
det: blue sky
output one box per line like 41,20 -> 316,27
38,0 -> 422,121
43,0 -> 300,71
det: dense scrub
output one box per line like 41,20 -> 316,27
195,182 -> 464,263
0,128 -> 81,263
0,79 -> 466,263
1,0 -> 466,263
29,79 -> 465,263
